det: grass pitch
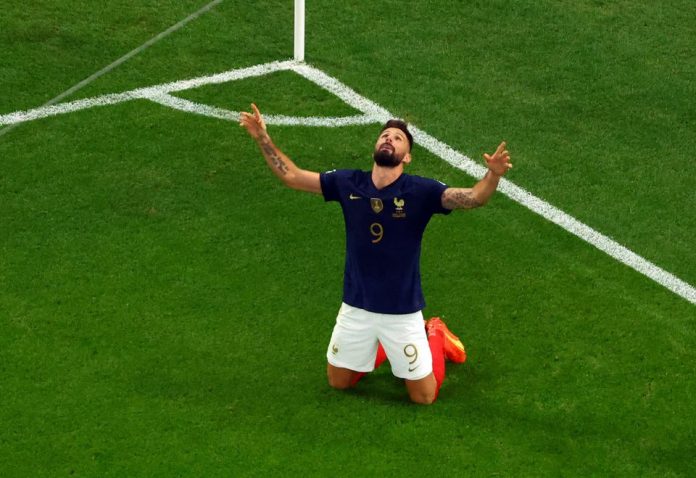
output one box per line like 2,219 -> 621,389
1,1 -> 694,476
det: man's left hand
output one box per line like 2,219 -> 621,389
484,142 -> 512,176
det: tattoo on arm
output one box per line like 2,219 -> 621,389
441,188 -> 482,210
260,136 -> 289,176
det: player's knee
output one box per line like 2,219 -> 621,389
327,369 -> 354,390
408,390 -> 437,405
327,375 -> 352,390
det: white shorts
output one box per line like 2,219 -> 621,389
326,302 -> 433,381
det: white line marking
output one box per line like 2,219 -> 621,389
143,59 -> 297,95
147,93 -> 241,120
290,63 -> 392,122
1,59 -> 693,304
0,92 -> 147,125
150,93 -> 378,126
260,113 -> 378,127
0,0 -> 224,138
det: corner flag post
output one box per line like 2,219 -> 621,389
294,0 -> 305,61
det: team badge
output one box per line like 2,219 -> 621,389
393,197 -> 406,218
370,198 -> 383,213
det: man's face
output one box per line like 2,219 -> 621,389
373,127 -> 411,168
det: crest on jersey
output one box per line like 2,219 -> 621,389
393,197 -> 406,218
370,198 -> 383,213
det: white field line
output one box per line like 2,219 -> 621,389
291,63 -> 392,122
149,93 -> 377,127
1,59 -> 693,304
0,92 -> 146,125
0,0 -> 224,138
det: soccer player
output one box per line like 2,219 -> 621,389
240,104 -> 512,404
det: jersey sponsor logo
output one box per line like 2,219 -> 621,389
408,364 -> 420,372
331,344 -> 339,355
349,193 -> 361,200
370,198 -> 383,213
392,197 -> 406,218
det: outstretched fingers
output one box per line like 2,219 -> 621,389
495,141 -> 507,156
250,103 -> 267,131
484,141 -> 513,175
239,103 -> 267,138
239,112 -> 256,132
251,102 -> 262,120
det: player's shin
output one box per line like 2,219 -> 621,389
427,332 -> 446,399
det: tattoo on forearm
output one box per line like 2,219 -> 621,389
260,136 -> 289,176
442,189 -> 482,209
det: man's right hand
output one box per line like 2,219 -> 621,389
239,103 -> 267,140
238,102 -> 321,194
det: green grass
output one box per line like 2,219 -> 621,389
1,1 -> 694,476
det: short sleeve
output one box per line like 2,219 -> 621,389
320,170 -> 340,202
320,169 -> 355,203
419,176 -> 451,215
433,180 -> 452,215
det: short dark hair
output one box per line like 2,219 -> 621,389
381,119 -> 413,151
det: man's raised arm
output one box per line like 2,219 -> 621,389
239,103 -> 321,194
441,141 -> 512,210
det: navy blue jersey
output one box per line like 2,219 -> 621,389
320,169 -> 451,314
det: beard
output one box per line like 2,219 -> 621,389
373,144 -> 403,168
